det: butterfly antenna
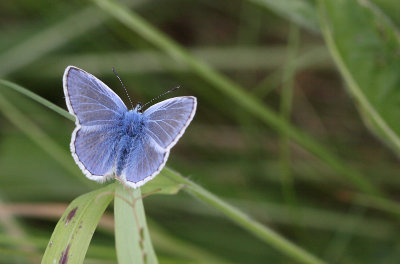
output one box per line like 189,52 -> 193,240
139,85 -> 180,110
112,67 -> 134,109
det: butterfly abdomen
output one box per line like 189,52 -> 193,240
115,137 -> 128,176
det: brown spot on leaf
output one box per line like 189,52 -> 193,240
59,244 -> 70,264
143,253 -> 147,264
65,207 -> 78,226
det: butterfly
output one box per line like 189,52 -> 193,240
63,66 -> 197,188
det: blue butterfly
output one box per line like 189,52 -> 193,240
63,66 -> 197,188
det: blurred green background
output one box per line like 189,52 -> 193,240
1,0 -> 400,263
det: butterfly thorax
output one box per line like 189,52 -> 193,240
119,110 -> 146,138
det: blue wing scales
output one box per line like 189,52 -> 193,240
73,126 -> 119,178
63,66 -> 127,181
64,66 -> 127,126
64,66 -> 197,188
121,96 -> 196,187
143,96 -> 197,149
121,135 -> 168,187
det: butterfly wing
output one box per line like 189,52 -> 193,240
143,96 -> 197,149
121,135 -> 169,188
121,96 -> 197,188
63,66 -> 127,181
64,66 -> 127,126
73,126 -> 120,179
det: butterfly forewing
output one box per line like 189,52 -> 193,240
64,66 -> 127,126
122,97 -> 196,188
143,96 -> 197,149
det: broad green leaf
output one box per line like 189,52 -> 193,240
369,0 -> 400,33
141,170 -> 182,195
318,0 -> 400,154
41,183 -> 115,264
114,184 -> 158,264
249,0 -> 319,33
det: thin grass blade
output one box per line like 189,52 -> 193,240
248,0 -> 319,33
91,0 -> 385,203
0,79 -> 73,121
0,0 -> 148,77
163,168 -> 327,264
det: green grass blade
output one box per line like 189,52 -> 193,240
24,46 -> 331,76
0,80 -> 326,263
163,168 -> 327,264
0,80 -> 183,195
248,0 -> 320,33
318,0 -> 400,155
279,24 -> 300,221
0,93 -> 80,180
354,193 -> 400,216
157,196 -> 395,239
148,220 -> 231,264
114,185 -> 158,264
0,194 -> 34,264
91,0 -> 383,200
0,79 -> 73,121
41,183 -> 115,264
0,89 -> 94,189
0,1 -> 148,77
0,7 -> 106,77
2,77 -> 398,260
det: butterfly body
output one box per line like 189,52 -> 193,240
115,110 -> 146,176
63,66 -> 196,188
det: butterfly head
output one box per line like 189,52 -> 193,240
134,103 -> 143,113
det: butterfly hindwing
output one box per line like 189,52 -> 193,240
73,126 -> 119,178
121,135 -> 169,187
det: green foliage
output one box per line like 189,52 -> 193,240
41,183 -> 115,264
1,0 -> 400,263
249,0 -> 319,32
163,168 -> 326,264
92,0 -> 384,199
319,0 -> 400,154
114,185 -> 158,264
